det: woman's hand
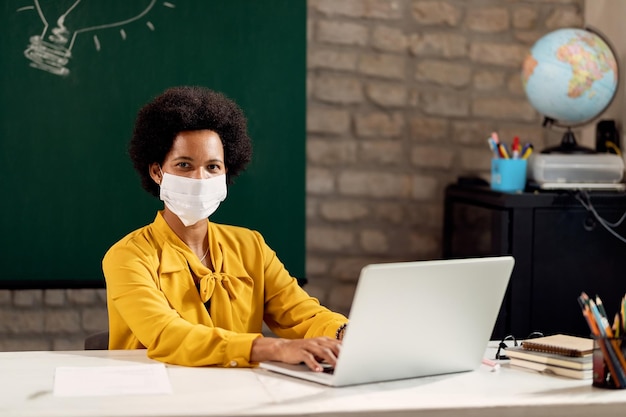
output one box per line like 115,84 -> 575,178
250,337 -> 341,372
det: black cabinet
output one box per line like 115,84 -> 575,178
443,183 -> 626,339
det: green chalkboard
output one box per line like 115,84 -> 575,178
0,1 -> 305,288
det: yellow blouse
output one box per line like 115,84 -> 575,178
103,211 -> 348,367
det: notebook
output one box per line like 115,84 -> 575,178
509,357 -> 592,380
259,256 -> 515,387
504,346 -> 592,370
520,334 -> 594,357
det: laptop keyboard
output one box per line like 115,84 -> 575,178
320,363 -> 335,374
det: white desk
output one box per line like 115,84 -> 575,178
1,345 -> 625,417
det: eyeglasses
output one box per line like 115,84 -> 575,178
495,331 -> 544,360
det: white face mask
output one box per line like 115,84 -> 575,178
159,172 -> 227,226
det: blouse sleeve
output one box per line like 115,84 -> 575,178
255,231 -> 348,339
103,240 -> 260,368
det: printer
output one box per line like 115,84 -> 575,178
528,153 -> 625,190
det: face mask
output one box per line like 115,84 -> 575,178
159,172 -> 227,226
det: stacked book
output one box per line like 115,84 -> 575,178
506,334 -> 594,379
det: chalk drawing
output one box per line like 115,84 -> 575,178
18,0 -> 175,76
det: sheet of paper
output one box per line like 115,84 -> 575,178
53,363 -> 172,397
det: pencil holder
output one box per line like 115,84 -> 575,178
490,159 -> 527,193
592,336 -> 626,389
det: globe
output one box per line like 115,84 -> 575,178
521,28 -> 619,153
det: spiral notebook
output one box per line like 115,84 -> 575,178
521,334 -> 593,357
505,346 -> 592,370
260,256 -> 514,387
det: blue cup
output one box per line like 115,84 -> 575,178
490,159 -> 527,192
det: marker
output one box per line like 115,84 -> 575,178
487,137 -> 499,158
512,136 -> 520,159
497,143 -> 509,159
521,144 -> 533,159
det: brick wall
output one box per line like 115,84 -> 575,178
0,289 -> 107,351
1,0 -> 584,350
304,0 -> 583,315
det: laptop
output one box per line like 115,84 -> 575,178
260,256 -> 514,387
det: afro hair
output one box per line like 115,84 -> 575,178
129,86 -> 252,197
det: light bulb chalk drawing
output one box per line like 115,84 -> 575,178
19,0 -> 175,77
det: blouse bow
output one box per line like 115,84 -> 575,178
197,271 -> 253,303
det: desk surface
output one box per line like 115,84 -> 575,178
2,345 -> 626,417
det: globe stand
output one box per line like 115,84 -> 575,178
541,129 -> 596,154
540,118 -> 596,154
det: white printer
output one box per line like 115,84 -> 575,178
528,153 -> 625,190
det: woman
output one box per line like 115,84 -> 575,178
103,86 -> 348,371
